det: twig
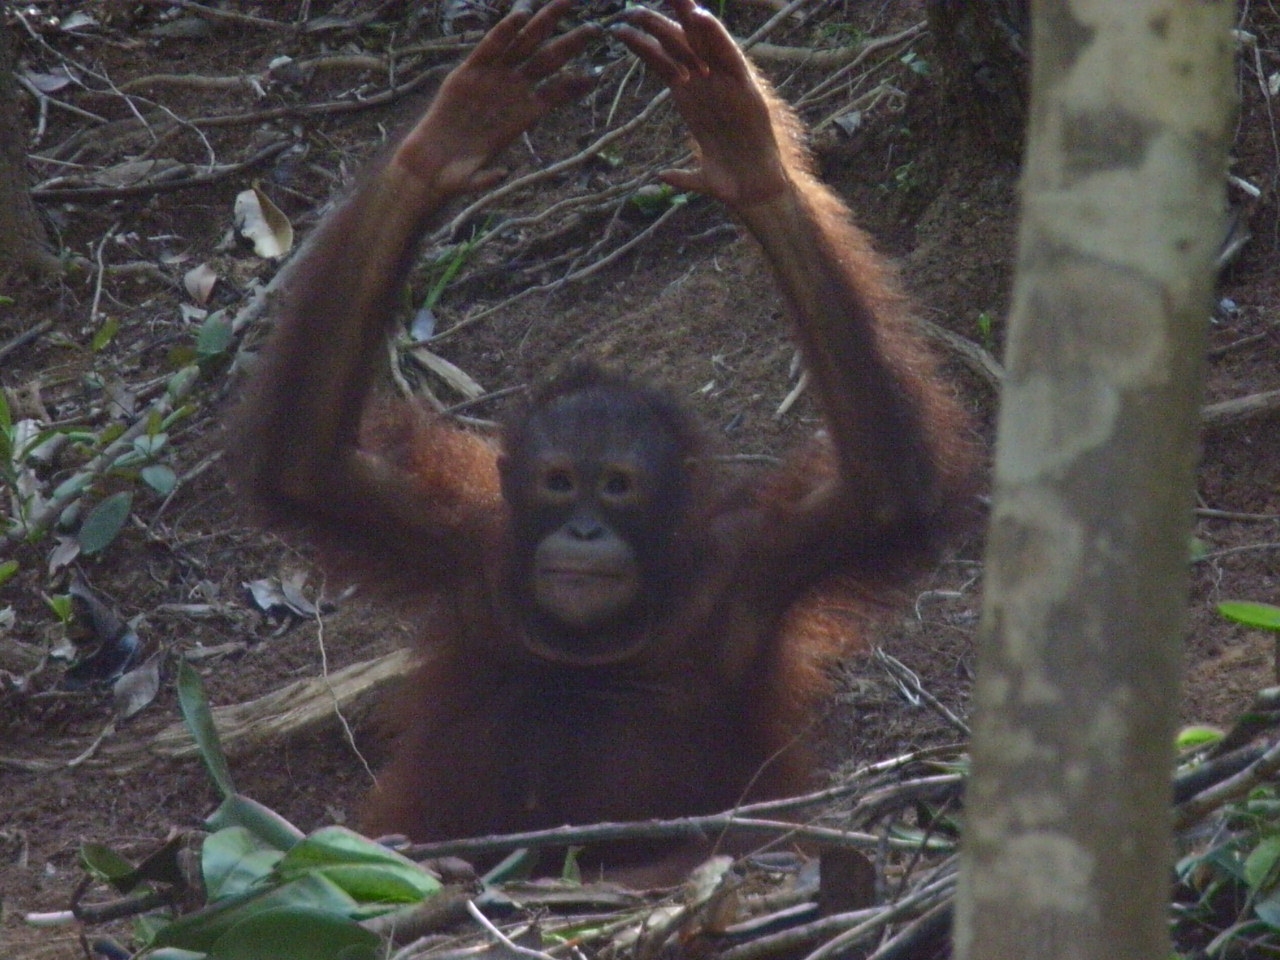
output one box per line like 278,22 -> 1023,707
1202,388 -> 1280,428
65,720 -> 116,769
732,745 -> 967,819
1196,506 -> 1280,522
88,223 -> 118,326
72,888 -> 174,924
444,198 -> 689,344
716,906 -> 882,960
1207,688 -> 1280,758
15,73 -> 109,125
846,775 -> 964,828
428,0 -> 807,257
152,450 -> 222,523
915,316 -> 1004,391
360,885 -> 474,943
874,648 -> 971,737
796,22 -> 926,109
717,869 -> 955,960
117,72 -> 257,94
800,871 -> 956,960
865,900 -> 952,960
0,319 -> 54,364
1196,542 -> 1280,562
41,56 -> 447,164
404,814 -> 919,865
116,42 -> 470,95
139,0 -> 295,32
1175,734 -> 1280,828
32,141 -> 291,202
751,32 -> 923,67
432,90 -> 674,253
465,901 -> 553,960
1209,331 -> 1268,357
1174,745 -> 1265,803
312,580 -> 378,785
741,0 -> 812,50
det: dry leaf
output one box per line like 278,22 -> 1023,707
183,263 -> 219,304
409,347 -> 485,400
114,656 -> 161,719
234,186 -> 294,259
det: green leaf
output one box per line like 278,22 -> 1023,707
133,433 -> 168,458
167,364 -> 200,400
273,827 -> 440,902
208,906 -> 378,960
112,450 -> 145,469
168,345 -> 199,369
160,404 -> 194,431
45,593 -> 72,623
0,387 -> 11,433
78,491 -> 133,555
1256,885 -> 1280,929
886,824 -> 957,850
151,875 -> 360,953
206,794 -> 305,853
1219,601 -> 1280,632
142,463 -> 178,495
0,559 -> 17,588
196,315 -> 233,360
274,827 -> 414,870
81,842 -> 135,882
203,826 -> 285,900
90,316 -> 120,352
177,661 -> 236,798
561,845 -> 583,883
51,472 -> 93,502
1176,725 -> 1224,751
291,863 -> 437,905
1245,835 -> 1280,891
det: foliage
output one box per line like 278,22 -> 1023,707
1175,786 -> 1280,958
1,316 -> 203,559
77,665 -> 444,960
975,310 -> 996,352
900,50 -> 931,75
1173,603 -> 1280,956
1219,601 -> 1280,632
422,225 -> 488,313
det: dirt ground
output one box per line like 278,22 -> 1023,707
1,2 -> 1278,958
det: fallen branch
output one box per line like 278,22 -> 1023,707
1202,387 -> 1280,428
96,648 -> 411,772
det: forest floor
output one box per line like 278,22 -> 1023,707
1,2 -> 1278,958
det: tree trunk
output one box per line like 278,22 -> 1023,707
926,0 -> 1030,158
0,8 -> 58,284
954,2 -> 1234,959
